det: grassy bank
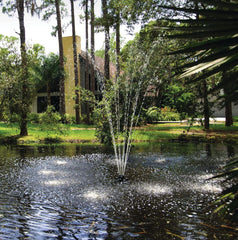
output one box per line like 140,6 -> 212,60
0,122 -> 97,144
0,120 -> 238,145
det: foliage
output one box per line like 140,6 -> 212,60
162,84 -> 196,116
39,105 -> 61,125
94,32 -> 125,64
0,35 -> 45,125
121,20 -> 198,118
74,86 -> 96,124
75,86 -> 96,109
160,106 -> 181,121
63,114 -> 75,124
146,106 -> 160,123
38,105 -> 68,134
93,99 -> 112,145
146,106 -> 181,122
156,1 -> 238,219
33,53 -> 61,93
27,113 -> 40,123
213,158 -> 238,223
159,0 -> 238,102
0,35 -> 20,121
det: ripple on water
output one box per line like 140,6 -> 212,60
0,143 -> 236,240
137,182 -> 173,195
83,188 -> 108,201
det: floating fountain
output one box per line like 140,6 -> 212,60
97,41 -> 159,179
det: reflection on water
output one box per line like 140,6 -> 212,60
0,143 -> 237,239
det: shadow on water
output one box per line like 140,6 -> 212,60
0,142 -> 237,239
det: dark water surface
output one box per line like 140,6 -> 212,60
0,142 -> 237,239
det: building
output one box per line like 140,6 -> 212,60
31,35 -> 117,117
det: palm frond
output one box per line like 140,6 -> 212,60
212,158 -> 238,222
157,0 -> 238,91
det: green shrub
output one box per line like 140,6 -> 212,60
63,114 -> 75,124
145,106 -> 181,122
28,113 -> 40,123
146,106 -> 161,123
39,105 -> 61,125
93,104 -> 112,145
160,106 -> 181,121
38,106 -> 69,135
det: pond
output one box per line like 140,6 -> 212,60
0,142 -> 237,239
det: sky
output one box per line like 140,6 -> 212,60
0,1 -> 140,54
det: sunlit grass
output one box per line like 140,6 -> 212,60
0,119 -> 238,144
0,122 -> 97,143
133,129 -> 179,141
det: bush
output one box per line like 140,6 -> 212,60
28,113 -> 40,123
39,105 -> 61,125
62,114 -> 75,124
38,106 -> 69,135
93,104 -> 112,145
160,106 -> 181,121
146,106 -> 181,122
146,106 -> 161,123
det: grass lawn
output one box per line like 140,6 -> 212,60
0,122 -> 97,144
0,119 -> 238,144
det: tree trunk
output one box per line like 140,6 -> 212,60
223,71 -> 233,126
55,0 -> 65,116
225,99 -> 233,126
47,83 -> 51,106
224,87 -> 233,126
91,0 -> 95,93
85,0 -> 90,124
115,11 -> 120,81
70,0 -> 80,124
85,0 -> 89,90
203,79 -> 210,130
17,0 -> 28,136
102,0 -> 110,80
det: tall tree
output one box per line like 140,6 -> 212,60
55,0 -> 65,116
90,0 -> 95,92
102,0 -> 110,80
70,0 -> 80,123
1,0 -> 41,136
85,0 -> 89,91
17,0 -> 28,136
115,10 -> 120,80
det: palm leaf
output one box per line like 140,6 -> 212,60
156,1 -> 238,79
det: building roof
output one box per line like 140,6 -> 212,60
79,51 -> 117,80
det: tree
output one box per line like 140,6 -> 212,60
1,0 -> 42,136
85,0 -> 89,95
121,21 -> 198,118
55,0 -> 65,116
0,35 -> 45,124
70,0 -> 80,123
90,0 -> 95,92
33,52 -> 61,109
102,0 -> 110,80
0,35 -> 21,121
158,0 -> 238,125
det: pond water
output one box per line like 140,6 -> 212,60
0,142 -> 237,239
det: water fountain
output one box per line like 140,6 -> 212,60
99,41 -> 159,179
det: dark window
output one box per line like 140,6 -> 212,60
37,96 -> 60,113
37,97 -> 47,113
51,96 -> 60,112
